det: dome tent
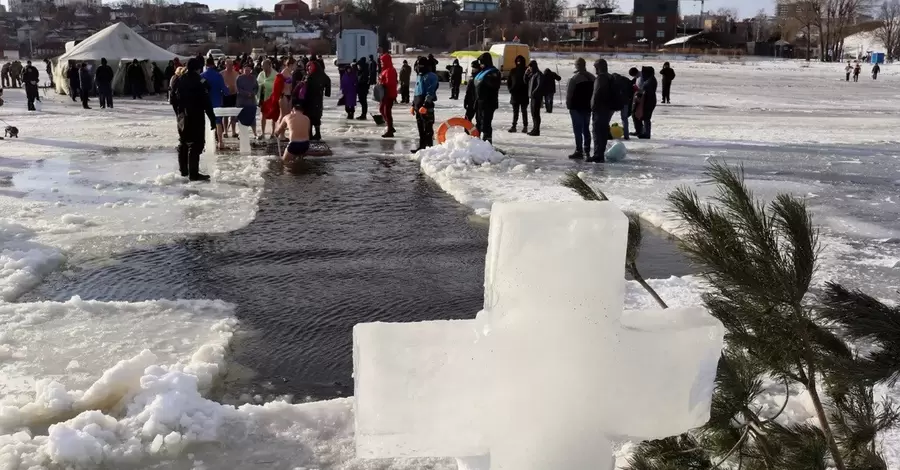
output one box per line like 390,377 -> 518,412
54,22 -> 184,96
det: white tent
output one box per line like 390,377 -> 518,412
54,22 -> 184,96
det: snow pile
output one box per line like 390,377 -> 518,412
0,297 -> 239,468
0,221 -> 65,302
410,134 -> 529,216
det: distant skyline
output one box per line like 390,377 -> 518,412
2,0 -> 771,18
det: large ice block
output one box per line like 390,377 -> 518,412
353,320 -> 488,458
353,201 -> 725,470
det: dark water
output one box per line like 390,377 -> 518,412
22,139 -> 691,400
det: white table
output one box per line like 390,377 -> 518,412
209,107 -> 250,155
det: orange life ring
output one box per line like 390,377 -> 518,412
436,117 -> 480,144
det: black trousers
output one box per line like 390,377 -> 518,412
25,84 -> 38,111
415,105 -> 435,149
358,88 -> 369,116
662,82 -> 672,103
477,106 -> 495,143
177,115 -> 206,177
511,101 -> 528,129
450,81 -> 461,99
98,84 -> 113,108
591,110 -> 613,159
69,81 -> 79,101
81,89 -> 90,108
400,83 -> 409,103
530,99 -> 542,132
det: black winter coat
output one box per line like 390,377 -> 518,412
474,69 -> 501,111
399,64 -> 412,85
22,65 -> 39,85
507,63 -> 528,105
464,76 -> 477,111
566,71 -> 594,112
660,67 -> 675,84
95,65 -> 114,85
173,72 -> 215,128
527,68 -> 543,99
448,64 -> 463,84
542,69 -> 561,94
67,66 -> 80,84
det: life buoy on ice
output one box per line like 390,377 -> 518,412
436,117 -> 480,144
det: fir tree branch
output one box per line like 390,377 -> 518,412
710,425 -> 750,469
561,171 -> 608,201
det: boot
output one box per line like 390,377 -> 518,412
568,151 -> 584,160
508,126 -> 517,133
527,129 -> 540,137
522,125 -> 528,134
189,173 -> 211,181
356,114 -> 367,121
382,127 -> 395,138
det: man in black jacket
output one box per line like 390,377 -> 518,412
526,60 -> 543,136
22,61 -> 39,111
95,58 -> 114,109
590,59 -> 614,163
399,60 -> 412,104
474,52 -> 501,144
172,58 -> 216,181
659,62 -> 675,104
507,55 -> 528,133
565,58 -> 594,160
542,68 -> 561,113
447,59 -> 463,100
78,63 -> 93,109
356,56 -> 370,120
67,61 -> 80,102
463,60 -> 481,122
368,54 -> 378,90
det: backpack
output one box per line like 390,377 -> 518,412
609,73 -> 631,110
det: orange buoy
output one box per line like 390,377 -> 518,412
436,117 -> 480,144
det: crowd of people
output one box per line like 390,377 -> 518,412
5,49 -> 684,177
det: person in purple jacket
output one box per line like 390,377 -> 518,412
341,63 -> 358,119
201,57 -> 227,149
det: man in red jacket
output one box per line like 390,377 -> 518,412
378,53 -> 398,138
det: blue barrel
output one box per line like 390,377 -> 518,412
871,52 -> 885,64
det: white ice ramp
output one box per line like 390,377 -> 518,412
353,201 -> 725,470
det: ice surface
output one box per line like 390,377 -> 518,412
353,320 -> 487,457
354,202 -> 724,469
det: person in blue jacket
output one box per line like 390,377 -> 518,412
411,56 -> 438,154
201,57 -> 227,149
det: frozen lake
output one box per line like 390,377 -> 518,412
0,56 -> 898,468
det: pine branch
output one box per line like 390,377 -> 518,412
820,282 -> 900,386
560,171 -> 608,201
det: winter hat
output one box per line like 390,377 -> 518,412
471,60 -> 481,69
187,57 -> 203,73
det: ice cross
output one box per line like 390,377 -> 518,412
353,201 -> 725,470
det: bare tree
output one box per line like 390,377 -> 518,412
787,0 -> 822,60
715,6 -> 739,19
875,0 -> 900,59
586,0 -> 619,11
522,0 -> 564,22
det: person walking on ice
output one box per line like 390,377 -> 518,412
845,62 -> 852,81
872,63 -> 881,80
273,102 -> 310,165
853,62 -> 861,82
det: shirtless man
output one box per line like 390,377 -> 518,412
273,103 -> 311,164
221,58 -> 239,137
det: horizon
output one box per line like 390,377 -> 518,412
2,0 -> 771,19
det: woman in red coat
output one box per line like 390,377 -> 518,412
378,53 -> 398,138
